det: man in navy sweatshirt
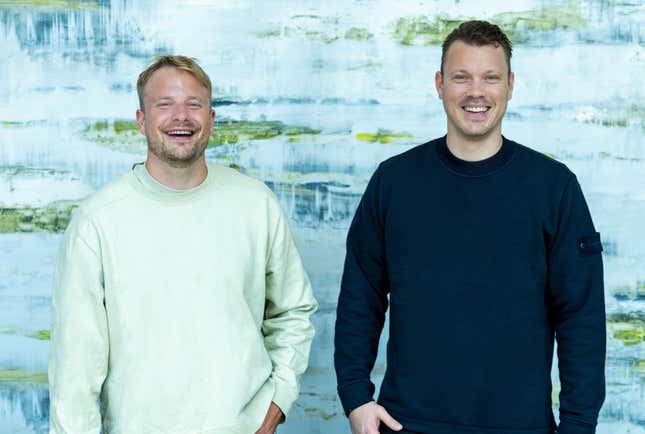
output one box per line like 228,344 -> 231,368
334,20 -> 605,434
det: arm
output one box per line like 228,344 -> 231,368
334,166 -> 390,415
548,176 -> 606,434
262,197 -> 317,419
49,211 -> 109,434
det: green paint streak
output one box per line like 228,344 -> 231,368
613,328 -> 645,346
285,126 -> 319,136
392,3 -> 587,46
257,27 -> 294,39
1,120 -> 47,128
0,200 -> 78,233
582,105 -> 645,130
257,20 -> 347,44
0,369 -> 48,384
211,120 -> 320,146
607,312 -> 645,325
0,0 -> 103,11
356,129 -> 413,144
305,31 -> 339,44
393,15 -> 461,46
29,330 -> 51,340
345,27 -> 374,41
83,119 -> 145,153
304,407 -> 338,420
493,3 -> 587,43
551,382 -> 560,406
113,120 -> 140,134
84,119 -> 321,153
0,328 -> 51,340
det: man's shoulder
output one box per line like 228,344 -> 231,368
76,172 -> 135,219
207,163 -> 276,199
378,139 -> 439,173
511,140 -> 574,183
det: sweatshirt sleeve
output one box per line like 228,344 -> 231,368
262,196 -> 318,417
49,210 -> 109,434
334,166 -> 389,415
547,175 -> 606,434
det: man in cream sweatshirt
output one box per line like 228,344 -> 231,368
48,55 -> 318,434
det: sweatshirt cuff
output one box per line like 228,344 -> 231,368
271,380 -> 297,419
337,380 -> 375,416
558,419 -> 596,434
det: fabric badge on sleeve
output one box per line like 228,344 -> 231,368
578,232 -> 603,256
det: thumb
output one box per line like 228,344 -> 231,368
378,407 -> 403,431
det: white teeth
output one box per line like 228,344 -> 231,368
464,106 -> 488,113
167,130 -> 193,135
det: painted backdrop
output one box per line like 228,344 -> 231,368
0,0 -> 643,433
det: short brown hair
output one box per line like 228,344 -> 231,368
136,55 -> 212,110
441,20 -> 512,75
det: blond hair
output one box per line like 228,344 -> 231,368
137,55 -> 212,110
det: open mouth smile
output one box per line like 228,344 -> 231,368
463,106 -> 490,113
462,105 -> 491,121
164,129 -> 197,139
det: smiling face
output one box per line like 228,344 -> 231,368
435,40 -> 514,145
136,66 -> 215,168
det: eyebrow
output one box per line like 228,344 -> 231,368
450,69 -> 503,75
152,96 -> 205,102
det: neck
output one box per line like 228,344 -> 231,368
145,154 -> 208,190
445,128 -> 503,162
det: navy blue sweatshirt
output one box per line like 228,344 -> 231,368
334,136 -> 605,434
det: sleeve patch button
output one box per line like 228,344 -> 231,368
577,232 -> 603,256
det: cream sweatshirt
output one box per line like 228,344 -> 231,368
49,163 -> 317,434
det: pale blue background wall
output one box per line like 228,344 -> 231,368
0,1 -> 643,433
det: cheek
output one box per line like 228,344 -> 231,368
445,88 -> 465,103
490,87 -> 510,101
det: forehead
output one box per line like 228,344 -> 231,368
144,66 -> 208,99
443,41 -> 508,73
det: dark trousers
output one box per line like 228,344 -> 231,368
380,427 -> 421,434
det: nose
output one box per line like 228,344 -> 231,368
171,103 -> 190,121
466,77 -> 485,98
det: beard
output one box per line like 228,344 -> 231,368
146,123 -> 210,168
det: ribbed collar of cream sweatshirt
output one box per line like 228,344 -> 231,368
131,162 -> 212,200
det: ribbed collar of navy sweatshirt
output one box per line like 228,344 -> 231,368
435,134 -> 517,177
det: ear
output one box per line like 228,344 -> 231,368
507,71 -> 515,101
435,71 -> 444,99
136,108 -> 146,135
208,109 -> 216,135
